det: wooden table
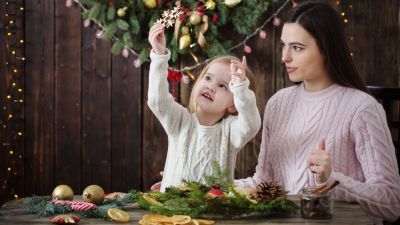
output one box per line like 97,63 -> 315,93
0,196 -> 373,225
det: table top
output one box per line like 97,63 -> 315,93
0,196 -> 373,225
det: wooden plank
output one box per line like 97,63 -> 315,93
81,26 -> 112,192
111,55 -> 142,191
24,0 -> 55,197
54,1 -> 81,192
371,0 -> 398,86
142,62 -> 168,190
350,0 -> 373,84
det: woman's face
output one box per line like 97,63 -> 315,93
280,23 -> 331,90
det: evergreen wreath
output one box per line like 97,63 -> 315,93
75,0 -> 272,64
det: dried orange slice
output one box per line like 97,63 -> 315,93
107,208 -> 130,223
192,219 -> 215,225
142,193 -> 163,206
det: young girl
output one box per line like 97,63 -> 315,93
148,23 -> 261,192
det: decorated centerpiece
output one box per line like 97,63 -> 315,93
133,162 -> 298,219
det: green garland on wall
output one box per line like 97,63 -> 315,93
74,0 -> 271,64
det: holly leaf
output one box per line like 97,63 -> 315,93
117,19 -> 130,30
107,7 -> 116,21
111,39 -> 125,55
88,3 -> 101,20
104,21 -> 117,40
129,15 -> 140,34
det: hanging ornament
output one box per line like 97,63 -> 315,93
244,45 -> 252,53
181,26 -> 189,35
96,30 -> 104,39
189,12 -> 202,25
117,6 -> 128,17
133,58 -> 142,68
82,185 -> 105,205
179,35 -> 192,50
259,30 -> 267,39
52,184 -> 74,201
50,214 -> 80,224
65,0 -> 73,8
143,0 -> 157,9
273,17 -> 281,26
83,19 -> 91,27
205,0 -> 216,10
224,0 -> 241,8
122,48 -> 130,58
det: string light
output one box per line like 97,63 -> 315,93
1,0 -> 25,205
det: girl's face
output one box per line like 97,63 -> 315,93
193,62 -> 235,117
280,23 -> 331,91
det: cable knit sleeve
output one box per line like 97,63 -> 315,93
332,101 -> 400,221
228,79 -> 261,151
234,95 -> 276,188
147,49 -> 190,136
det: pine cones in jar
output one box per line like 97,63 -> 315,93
249,181 -> 285,202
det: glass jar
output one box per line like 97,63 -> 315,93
300,186 -> 333,219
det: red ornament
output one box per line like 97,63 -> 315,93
166,1 -> 172,7
196,5 -> 205,12
206,189 -> 225,199
212,15 -> 218,23
108,1 -> 114,7
167,70 -> 183,98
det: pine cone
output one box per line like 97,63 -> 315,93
249,181 -> 284,201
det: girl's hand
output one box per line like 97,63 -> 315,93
308,139 -> 332,183
148,23 -> 166,55
230,56 -> 247,85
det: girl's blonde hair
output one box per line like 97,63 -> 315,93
188,55 -> 256,113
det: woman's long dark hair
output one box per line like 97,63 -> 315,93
287,1 -> 368,92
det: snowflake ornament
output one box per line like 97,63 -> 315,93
156,4 -> 184,28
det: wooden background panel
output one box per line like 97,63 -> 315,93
24,0 -> 55,197
0,0 -> 400,206
54,1 -> 81,192
111,54 -> 142,192
81,27 -> 112,192
0,0 -> 7,199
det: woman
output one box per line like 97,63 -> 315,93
235,1 -> 400,224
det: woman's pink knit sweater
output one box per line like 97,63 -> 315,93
235,84 -> 400,222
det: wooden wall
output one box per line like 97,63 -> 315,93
0,0 -> 399,204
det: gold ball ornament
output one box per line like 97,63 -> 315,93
181,26 -> 189,35
82,185 -> 105,205
52,184 -> 74,200
179,34 -> 192,50
205,0 -> 216,10
143,0 -> 157,9
224,0 -> 241,8
117,7 -> 128,17
189,12 -> 202,25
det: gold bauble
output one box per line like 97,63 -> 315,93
179,34 -> 192,50
117,7 -> 127,17
189,12 -> 202,25
205,0 -> 216,10
224,0 -> 241,8
181,26 -> 189,35
82,185 -> 105,205
52,184 -> 74,200
143,0 -> 157,9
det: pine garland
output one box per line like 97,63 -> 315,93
23,193 -> 136,218
75,0 -> 271,63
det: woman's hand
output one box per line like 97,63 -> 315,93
148,23 -> 166,55
230,56 -> 247,85
308,139 -> 332,183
